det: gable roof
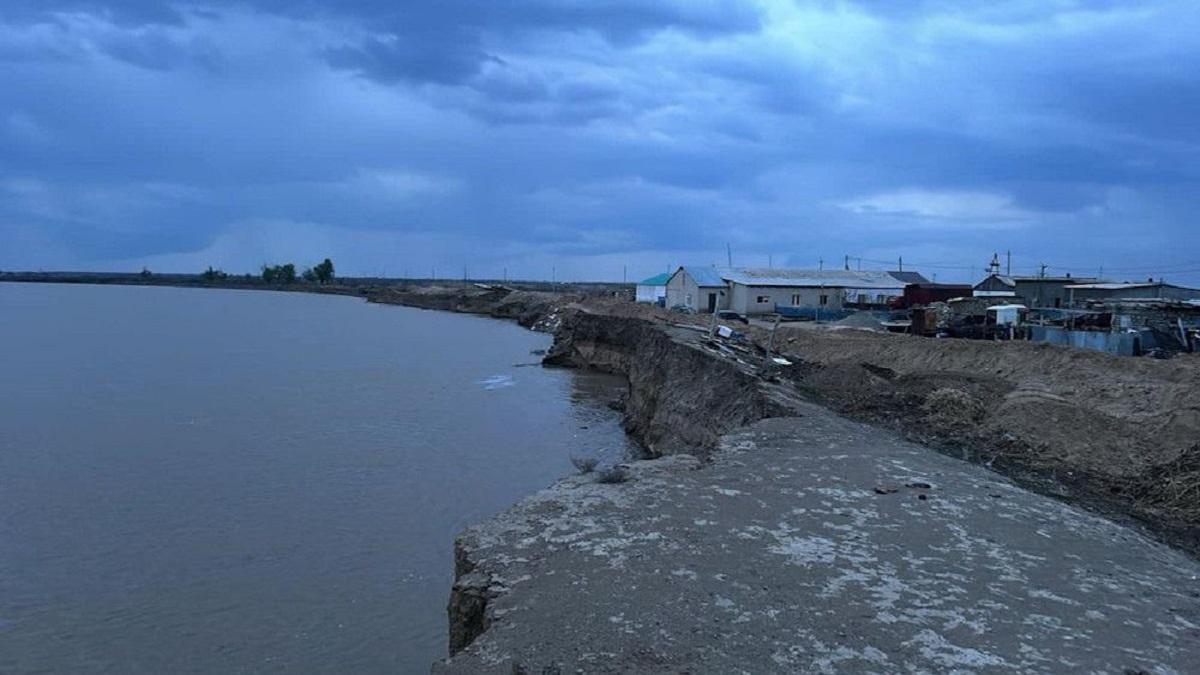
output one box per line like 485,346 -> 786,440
637,272 -> 672,286
676,265 -> 728,287
888,271 -> 930,284
975,273 -> 1016,288
1066,282 -> 1200,292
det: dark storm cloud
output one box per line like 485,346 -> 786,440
316,0 -> 762,86
0,1 -> 1197,282
0,1 -> 187,26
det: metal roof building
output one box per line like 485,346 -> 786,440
1066,281 -> 1200,304
721,268 -> 921,288
664,266 -> 732,313
720,268 -> 923,315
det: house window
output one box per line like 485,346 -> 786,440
756,295 -> 771,304
819,295 -> 828,306
791,294 -> 801,305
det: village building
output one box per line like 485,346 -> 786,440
974,273 -> 1099,307
664,266 -> 929,315
721,269 -> 925,316
973,273 -> 1018,298
664,266 -> 729,312
1065,281 -> 1200,304
634,272 -> 670,305
1013,276 -> 1098,308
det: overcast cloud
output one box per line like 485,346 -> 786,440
1,0 -> 1197,283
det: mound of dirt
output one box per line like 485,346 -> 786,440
922,388 -> 985,431
1132,444 -> 1200,522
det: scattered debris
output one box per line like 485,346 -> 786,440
570,456 -> 599,474
921,388 -> 985,430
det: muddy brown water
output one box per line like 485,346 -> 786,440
0,283 -> 635,674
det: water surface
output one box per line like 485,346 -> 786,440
0,283 -> 634,673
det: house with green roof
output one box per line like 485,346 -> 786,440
635,272 -> 672,305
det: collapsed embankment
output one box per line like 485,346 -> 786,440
546,305 -> 1200,549
441,300 -> 1200,667
363,286 -> 1200,662
543,311 -> 801,456
367,285 -> 1200,553
542,306 -> 1199,542
365,285 -> 572,331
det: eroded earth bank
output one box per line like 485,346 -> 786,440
373,285 -> 1200,672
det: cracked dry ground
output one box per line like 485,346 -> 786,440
437,404 -> 1200,674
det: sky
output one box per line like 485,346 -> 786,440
1,0 -> 1197,284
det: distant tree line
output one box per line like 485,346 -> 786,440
261,263 -> 296,284
198,259 -> 335,285
257,258 -> 334,285
304,258 -> 335,284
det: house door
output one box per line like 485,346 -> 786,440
707,292 -> 717,312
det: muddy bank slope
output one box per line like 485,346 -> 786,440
414,292 -> 1200,668
542,304 -> 1200,552
764,325 -> 1200,547
364,284 -> 579,332
544,311 -> 802,455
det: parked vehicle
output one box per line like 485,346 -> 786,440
715,310 -> 749,324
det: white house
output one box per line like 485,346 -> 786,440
635,273 -> 671,305
665,266 -> 729,313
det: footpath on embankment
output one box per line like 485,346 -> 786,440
438,411 -> 1200,673
364,285 -> 1200,672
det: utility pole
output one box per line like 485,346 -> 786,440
759,314 -> 783,373
552,266 -> 556,284
898,255 -> 903,272
819,257 -> 824,271
726,243 -> 732,267
503,267 -> 508,282
844,254 -> 849,271
1006,250 -> 1012,276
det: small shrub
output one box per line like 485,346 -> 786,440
594,466 -> 629,484
570,456 -> 599,474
